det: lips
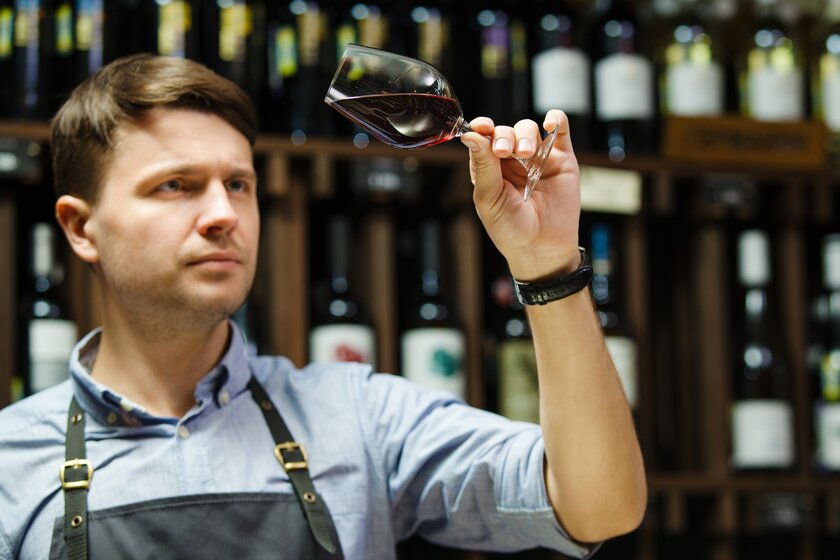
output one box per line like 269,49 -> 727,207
187,252 -> 242,266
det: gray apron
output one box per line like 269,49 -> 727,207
49,377 -> 344,560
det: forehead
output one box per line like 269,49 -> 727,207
105,107 -> 254,181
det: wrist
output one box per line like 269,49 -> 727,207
512,248 -> 593,306
508,248 -> 582,283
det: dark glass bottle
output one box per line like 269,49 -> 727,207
203,0 -> 265,114
154,0 -> 199,59
469,2 -> 514,124
591,0 -> 656,162
812,0 -> 840,160
265,0 -> 332,140
12,0 -> 53,119
19,222 -> 78,395
589,220 -> 638,409
737,0 -> 805,122
815,234 -> 840,471
0,0 -> 12,117
400,220 -> 466,399
730,229 -> 795,470
530,0 -> 591,150
309,214 -> 377,367
656,0 -> 725,118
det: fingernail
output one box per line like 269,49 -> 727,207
544,119 -> 558,132
517,139 -> 533,153
462,140 -> 480,152
494,138 -> 511,152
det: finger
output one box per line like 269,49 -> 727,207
513,119 -> 540,159
468,116 -> 495,136
491,125 -> 515,159
543,109 -> 573,153
460,128 -> 503,202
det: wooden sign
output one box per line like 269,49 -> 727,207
662,116 -> 828,171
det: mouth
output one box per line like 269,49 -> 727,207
188,253 -> 243,269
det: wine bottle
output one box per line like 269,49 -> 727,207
0,0 -> 12,118
530,0 -> 592,150
590,221 -> 638,409
591,0 -> 656,162
20,222 -> 78,395
470,2 -> 515,124
400,220 -> 466,399
309,214 -> 377,367
154,0 -> 199,59
50,0 -> 74,111
401,0 -> 452,76
12,0 -> 52,119
493,273 -> 538,423
812,0 -> 840,159
656,0 -> 725,117
73,0 -> 110,79
815,234 -> 840,471
738,0 -> 805,122
265,0 -> 331,140
730,229 -> 795,470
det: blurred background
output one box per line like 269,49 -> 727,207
1,0 -> 840,558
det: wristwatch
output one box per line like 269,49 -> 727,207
512,248 -> 593,306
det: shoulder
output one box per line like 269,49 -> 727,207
0,381 -> 73,438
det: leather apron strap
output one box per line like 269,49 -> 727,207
248,378 -> 339,555
61,397 -> 92,560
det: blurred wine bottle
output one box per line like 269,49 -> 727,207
589,221 -> 638,409
738,0 -> 805,122
19,222 -> 78,395
730,229 -> 795,471
0,0 -> 12,118
400,220 -> 466,399
264,0 -> 331,139
154,0 -> 199,59
204,0 -> 265,117
591,0 -> 656,162
530,0 -> 592,150
655,0 -> 725,118
467,2 -> 515,125
309,213 -> 377,367
13,0 -> 52,119
401,0 -> 452,76
815,234 -> 840,472
812,0 -> 840,160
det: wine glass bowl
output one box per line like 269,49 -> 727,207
325,44 -> 557,200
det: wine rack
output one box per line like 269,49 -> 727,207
3,120 -> 840,560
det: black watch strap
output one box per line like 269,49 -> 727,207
513,248 -> 593,306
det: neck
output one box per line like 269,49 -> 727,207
90,304 -> 232,419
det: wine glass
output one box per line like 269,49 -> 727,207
324,44 -> 558,201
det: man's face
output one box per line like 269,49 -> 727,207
86,107 -> 259,327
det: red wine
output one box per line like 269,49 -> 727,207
330,93 -> 463,149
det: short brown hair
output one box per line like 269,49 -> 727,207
51,54 -> 257,203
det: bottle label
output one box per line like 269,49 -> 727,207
746,50 -> 804,121
816,402 -> 840,470
29,318 -> 77,393
14,1 -> 40,49
401,327 -> 466,399
271,24 -> 297,79
219,3 -> 252,62
604,335 -> 638,408
158,1 -> 191,57
0,7 -> 12,59
731,399 -> 795,468
666,60 -> 724,117
820,53 -> 840,132
297,6 -> 324,68
594,53 -> 654,120
532,47 -> 590,116
54,2 -> 72,56
309,324 -> 376,367
498,339 -> 538,423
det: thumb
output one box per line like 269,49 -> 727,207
461,130 -> 503,203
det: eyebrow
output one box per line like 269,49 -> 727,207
144,163 -> 257,183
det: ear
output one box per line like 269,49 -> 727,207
55,195 -> 99,264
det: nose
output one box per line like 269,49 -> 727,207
197,181 -> 239,237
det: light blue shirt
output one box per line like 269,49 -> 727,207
0,322 -> 598,559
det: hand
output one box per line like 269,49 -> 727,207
460,109 -> 581,282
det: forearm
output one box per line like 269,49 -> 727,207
528,288 -> 647,543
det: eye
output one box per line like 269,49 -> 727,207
156,179 -> 184,193
227,179 -> 248,193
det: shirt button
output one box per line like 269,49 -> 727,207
107,412 -> 118,425
177,425 -> 191,439
219,391 -> 230,406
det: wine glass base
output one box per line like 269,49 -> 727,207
521,126 -> 559,201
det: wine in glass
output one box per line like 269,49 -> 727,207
325,44 -> 558,201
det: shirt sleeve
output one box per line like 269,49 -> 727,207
355,370 -> 601,558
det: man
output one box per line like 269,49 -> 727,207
0,54 -> 645,559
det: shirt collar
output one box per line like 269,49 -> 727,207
69,320 -> 253,426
